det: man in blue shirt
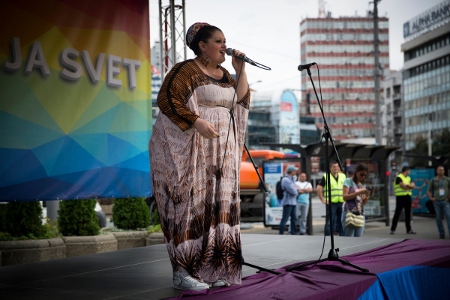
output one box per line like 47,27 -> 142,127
279,165 -> 300,235
426,165 -> 450,239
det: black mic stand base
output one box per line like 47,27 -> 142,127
285,248 -> 369,272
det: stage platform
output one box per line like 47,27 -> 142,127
1,234 -> 449,300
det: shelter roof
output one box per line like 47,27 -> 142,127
261,142 -> 399,160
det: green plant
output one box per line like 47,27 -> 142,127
1,201 -> 45,238
58,199 -> 100,236
0,203 -> 7,232
112,197 -> 150,230
148,224 -> 162,234
41,218 -> 61,238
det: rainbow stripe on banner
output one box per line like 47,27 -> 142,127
0,0 -> 152,201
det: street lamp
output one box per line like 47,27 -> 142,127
249,80 -> 262,92
249,80 -> 262,87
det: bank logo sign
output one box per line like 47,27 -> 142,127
403,1 -> 450,39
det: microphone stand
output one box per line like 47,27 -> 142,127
286,67 -> 368,273
227,61 -> 278,275
241,139 -> 280,275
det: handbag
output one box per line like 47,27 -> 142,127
345,211 -> 364,228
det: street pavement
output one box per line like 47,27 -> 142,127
241,195 -> 447,240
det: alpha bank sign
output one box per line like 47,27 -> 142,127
403,1 -> 450,38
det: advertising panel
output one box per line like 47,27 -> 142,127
263,160 -> 301,227
278,90 -> 299,153
410,168 -> 435,214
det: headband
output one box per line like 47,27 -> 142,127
186,22 -> 210,49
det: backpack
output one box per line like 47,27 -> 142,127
276,177 -> 284,200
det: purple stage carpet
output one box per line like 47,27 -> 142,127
170,239 -> 450,300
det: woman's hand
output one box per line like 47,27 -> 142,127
358,188 -> 370,196
193,118 -> 219,139
230,49 -> 246,72
362,197 -> 369,205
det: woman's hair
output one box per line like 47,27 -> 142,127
352,163 -> 368,183
189,25 -> 222,56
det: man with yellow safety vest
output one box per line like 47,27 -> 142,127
317,161 -> 346,236
390,166 -> 416,234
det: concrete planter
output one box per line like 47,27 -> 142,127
146,232 -> 165,246
63,233 -> 117,257
0,238 -> 66,267
111,231 -> 147,250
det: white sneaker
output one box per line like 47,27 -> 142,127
173,268 -> 209,291
209,279 -> 227,288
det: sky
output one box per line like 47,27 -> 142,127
149,0 -> 444,93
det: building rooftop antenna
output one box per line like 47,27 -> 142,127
318,0 -> 326,18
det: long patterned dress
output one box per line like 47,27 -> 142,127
149,59 -> 250,285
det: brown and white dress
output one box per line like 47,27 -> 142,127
149,59 -> 250,285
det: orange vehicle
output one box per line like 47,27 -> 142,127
240,150 -> 286,222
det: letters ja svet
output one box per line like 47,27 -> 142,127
3,37 -> 141,89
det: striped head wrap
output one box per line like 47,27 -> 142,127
186,22 -> 210,49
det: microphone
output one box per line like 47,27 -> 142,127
225,48 -> 271,70
298,62 -> 316,71
226,48 -> 257,66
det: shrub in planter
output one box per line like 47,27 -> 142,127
112,197 -> 150,230
58,199 -> 100,236
0,203 -> 7,232
1,201 -> 45,239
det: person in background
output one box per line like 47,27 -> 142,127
279,166 -> 300,235
390,166 -> 416,235
149,22 -> 249,291
342,163 -> 370,237
317,161 -> 346,236
426,165 -> 450,239
295,173 -> 313,235
341,171 -> 354,233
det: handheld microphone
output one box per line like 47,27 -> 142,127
298,62 -> 316,71
225,48 -> 271,70
226,48 -> 257,66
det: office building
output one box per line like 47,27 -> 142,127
248,89 -> 321,151
300,13 -> 389,141
401,1 -> 450,151
381,69 -> 403,148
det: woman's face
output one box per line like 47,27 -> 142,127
202,30 -> 226,64
356,171 -> 368,182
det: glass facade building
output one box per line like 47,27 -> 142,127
299,16 -> 389,141
249,90 -> 300,152
402,30 -> 450,150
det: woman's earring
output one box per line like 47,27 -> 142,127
199,53 -> 212,67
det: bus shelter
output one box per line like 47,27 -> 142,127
262,142 -> 399,235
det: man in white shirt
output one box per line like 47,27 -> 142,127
295,173 -> 313,235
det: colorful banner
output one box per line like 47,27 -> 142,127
277,90 -> 300,154
0,0 -> 152,201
